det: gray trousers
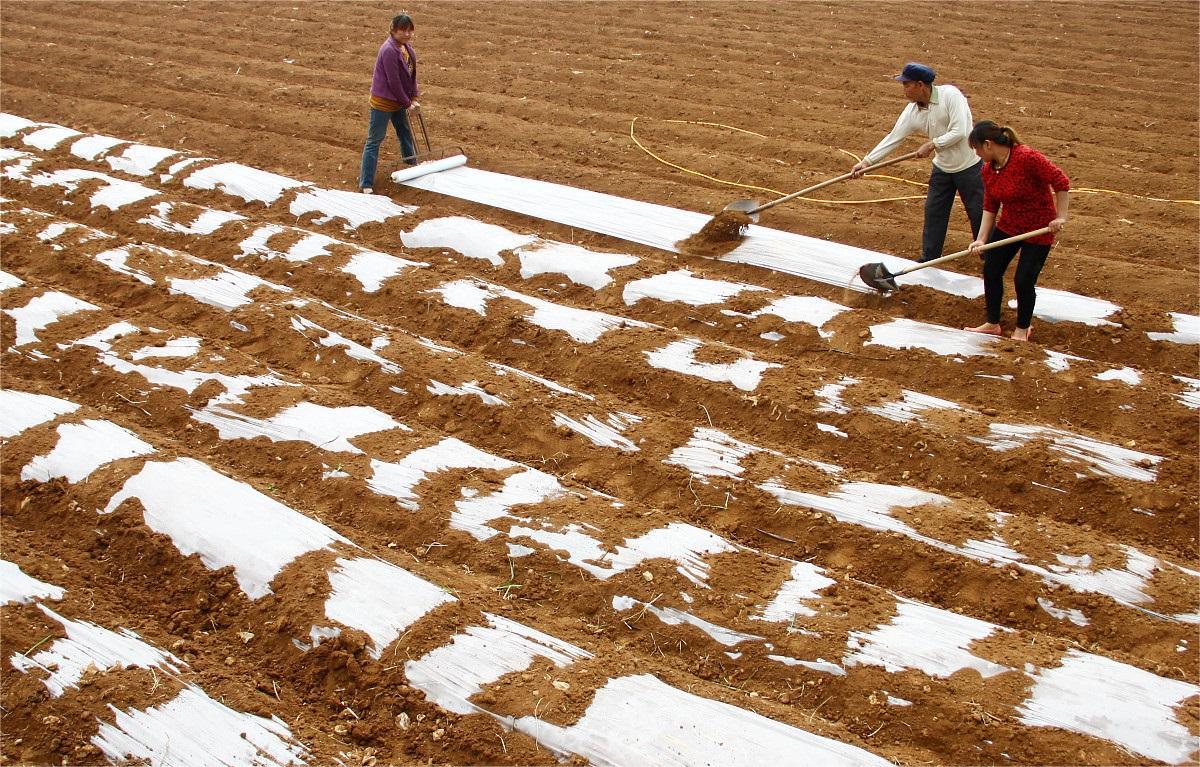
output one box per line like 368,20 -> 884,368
921,159 -> 984,262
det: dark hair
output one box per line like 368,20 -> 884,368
968,120 -> 1021,149
392,13 -> 414,31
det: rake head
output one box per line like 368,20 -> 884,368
858,261 -> 899,293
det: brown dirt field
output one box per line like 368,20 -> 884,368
1,2 -> 1197,766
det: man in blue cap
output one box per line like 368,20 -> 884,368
851,62 -> 983,263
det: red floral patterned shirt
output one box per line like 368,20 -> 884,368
982,144 -> 1071,245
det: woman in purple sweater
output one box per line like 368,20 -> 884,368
358,14 -> 420,193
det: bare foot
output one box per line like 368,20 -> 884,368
963,323 -> 1002,336
1011,326 -> 1033,342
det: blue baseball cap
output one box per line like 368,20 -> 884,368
894,62 -> 936,84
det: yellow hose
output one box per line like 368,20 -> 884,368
632,118 -> 1199,206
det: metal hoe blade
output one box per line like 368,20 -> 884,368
723,199 -> 761,223
858,262 -> 899,293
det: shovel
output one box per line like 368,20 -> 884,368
724,149 -> 920,223
857,226 -> 1053,293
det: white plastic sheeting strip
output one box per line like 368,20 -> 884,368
763,481 -> 950,539
402,165 -> 1121,326
814,376 -> 858,414
405,613 -> 592,714
93,685 -> 307,767
769,654 -> 847,676
95,247 -> 155,285
756,561 -> 836,622
160,156 -> 209,182
1017,650 -> 1199,765
324,557 -> 455,659
1043,349 -> 1090,372
98,353 -> 290,405
191,402 -> 405,453
646,338 -> 779,391
490,362 -> 595,400
865,390 -> 965,423
391,153 -> 468,183
10,605 -> 185,697
1174,376 -> 1200,409
183,162 -> 305,204
69,134 -> 126,160
1094,366 -> 1142,385
11,166 -> 159,209
22,126 -> 82,150
343,249 -> 426,292
428,379 -> 506,406
0,389 -> 80,438
973,423 -> 1162,481
1042,546 -> 1160,606
105,144 -> 179,177
103,458 -> 349,599
289,185 -> 415,230
368,436 -> 517,510
0,270 -> 24,291
168,267 -> 292,311
516,241 -> 638,290
21,419 -> 155,483
510,521 -> 737,586
432,278 -> 651,343
733,295 -> 849,338
451,468 -> 567,540
291,315 -> 403,375
867,318 -> 998,357
846,598 -> 1013,679
622,269 -> 766,306
666,427 -> 763,479
552,411 -> 641,452
238,225 -> 339,262
512,674 -> 894,767
131,336 -> 201,359
612,595 -> 762,647
4,291 -> 99,347
1036,597 -> 1089,627
400,216 -> 536,266
0,113 -> 35,136
0,560 -> 65,605
1147,312 -> 1200,345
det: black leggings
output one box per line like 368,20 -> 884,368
983,228 -> 1051,329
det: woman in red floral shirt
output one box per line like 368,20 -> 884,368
964,121 -> 1070,341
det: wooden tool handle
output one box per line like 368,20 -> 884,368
893,226 -> 1054,278
751,150 -> 921,215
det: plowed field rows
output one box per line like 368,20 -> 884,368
1,2 -> 1196,766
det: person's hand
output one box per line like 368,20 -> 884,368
915,141 -> 935,159
967,238 -> 988,258
407,100 -> 421,112
1048,217 -> 1066,233
850,160 -> 872,178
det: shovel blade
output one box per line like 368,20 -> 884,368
858,262 -> 899,293
723,199 -> 761,223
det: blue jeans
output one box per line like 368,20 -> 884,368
359,108 -> 416,189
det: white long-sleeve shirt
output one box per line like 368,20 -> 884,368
863,84 -> 977,174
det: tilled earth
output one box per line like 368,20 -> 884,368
1,2 -> 1197,766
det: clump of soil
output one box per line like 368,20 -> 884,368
676,210 -> 752,256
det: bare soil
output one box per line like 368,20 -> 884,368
1,2 -> 1197,766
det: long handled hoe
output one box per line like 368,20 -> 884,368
857,226 -> 1052,293
680,150 -> 920,251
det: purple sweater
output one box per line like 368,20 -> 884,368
370,36 -> 418,109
